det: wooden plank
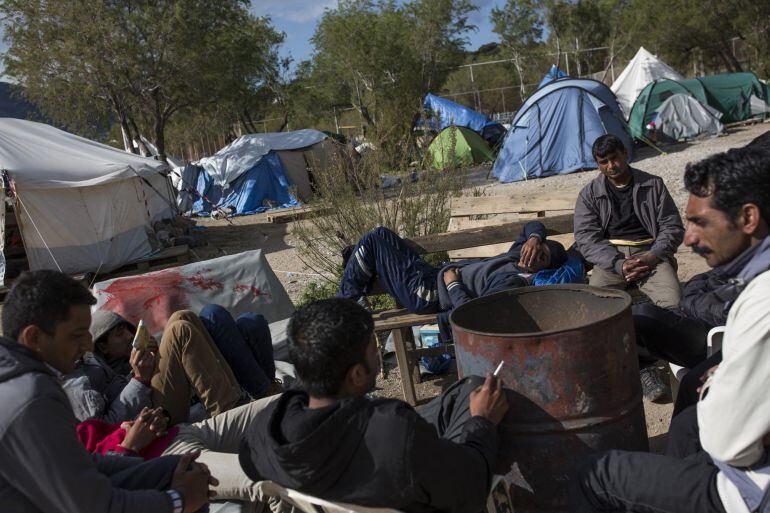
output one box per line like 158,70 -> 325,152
266,206 -> 332,223
404,213 -> 574,255
450,192 -> 576,217
448,213 -> 533,260
392,327 -> 418,405
372,308 -> 437,331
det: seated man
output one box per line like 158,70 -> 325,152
642,147 -> 770,415
571,147 -> 770,513
574,134 -> 684,308
575,134 -> 684,400
239,299 -> 509,513
0,270 -> 215,513
66,308 -> 245,426
338,220 -> 578,340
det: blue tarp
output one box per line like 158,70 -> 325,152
421,93 -> 496,133
492,78 -> 633,183
538,65 -> 567,89
189,152 -> 300,216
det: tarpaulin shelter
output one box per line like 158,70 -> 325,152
492,78 -> 632,183
0,118 -> 176,279
538,65 -> 567,89
627,79 -> 709,140
427,126 -> 495,169
653,94 -> 724,141
681,72 -> 769,123
611,47 -> 684,118
182,130 -> 345,216
421,93 -> 502,134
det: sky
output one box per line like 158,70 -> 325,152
0,1 -> 506,78
249,0 -> 506,70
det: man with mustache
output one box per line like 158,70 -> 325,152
633,144 -> 770,414
570,145 -> 770,513
574,134 -> 684,400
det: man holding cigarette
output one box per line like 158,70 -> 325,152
239,299 -> 509,513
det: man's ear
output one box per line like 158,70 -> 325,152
738,203 -> 762,236
17,325 -> 43,353
346,362 -> 370,390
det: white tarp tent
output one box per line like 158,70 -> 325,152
611,47 -> 684,117
195,129 -> 328,187
654,94 -> 724,141
0,118 -> 176,276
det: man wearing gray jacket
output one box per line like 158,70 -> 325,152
574,134 -> 684,309
0,270 -> 214,513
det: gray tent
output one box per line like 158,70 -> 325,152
654,94 -> 723,141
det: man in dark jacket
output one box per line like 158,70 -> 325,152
0,270 -> 215,513
574,134 -> 684,400
337,221 -> 574,340
239,298 -> 508,513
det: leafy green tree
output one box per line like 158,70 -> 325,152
1,0 -> 283,161
491,0 -> 543,100
310,0 -> 476,153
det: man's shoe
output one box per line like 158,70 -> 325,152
356,295 -> 372,312
640,366 -> 667,402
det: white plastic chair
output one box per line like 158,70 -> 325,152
256,476 -> 513,513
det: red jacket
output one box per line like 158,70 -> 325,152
77,419 -> 179,460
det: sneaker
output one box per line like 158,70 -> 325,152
356,295 -> 372,312
640,366 -> 667,402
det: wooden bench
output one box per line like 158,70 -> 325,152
372,193 -> 576,405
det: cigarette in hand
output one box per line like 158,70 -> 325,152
493,361 -> 505,377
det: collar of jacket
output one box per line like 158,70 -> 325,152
593,167 -> 654,198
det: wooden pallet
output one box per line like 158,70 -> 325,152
101,244 -> 192,280
266,205 -> 331,223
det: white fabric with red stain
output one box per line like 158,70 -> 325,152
92,250 -> 295,337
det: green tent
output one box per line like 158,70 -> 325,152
428,125 -> 494,169
687,72 -> 768,123
627,79 -> 707,140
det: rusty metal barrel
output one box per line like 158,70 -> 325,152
450,285 -> 648,513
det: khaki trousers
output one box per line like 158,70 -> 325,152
152,310 -> 242,425
163,395 -> 280,503
588,245 -> 681,309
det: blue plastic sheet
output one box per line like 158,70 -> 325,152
191,152 -> 301,216
420,93 -> 496,133
538,65 -> 567,89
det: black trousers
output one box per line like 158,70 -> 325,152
632,303 -> 713,368
570,405 -> 726,513
672,351 -> 723,417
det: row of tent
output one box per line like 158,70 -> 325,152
420,47 -> 769,183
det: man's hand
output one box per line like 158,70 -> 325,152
120,407 -> 166,453
635,252 -> 661,269
130,348 -> 156,382
696,364 -> 720,396
171,451 -> 219,513
469,374 -> 509,425
443,268 -> 459,286
621,258 -> 650,282
519,237 -> 543,270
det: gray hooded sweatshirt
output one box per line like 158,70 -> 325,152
0,336 -> 173,513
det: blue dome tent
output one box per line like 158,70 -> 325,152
492,78 -> 632,183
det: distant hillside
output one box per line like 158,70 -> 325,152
0,82 -> 40,119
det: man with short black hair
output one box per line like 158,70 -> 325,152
0,270 -> 215,513
571,146 -> 770,513
575,134 -> 684,400
239,298 -> 508,513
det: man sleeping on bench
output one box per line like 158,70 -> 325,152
337,221 -> 584,342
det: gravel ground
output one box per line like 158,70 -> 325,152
194,121 -> 770,447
